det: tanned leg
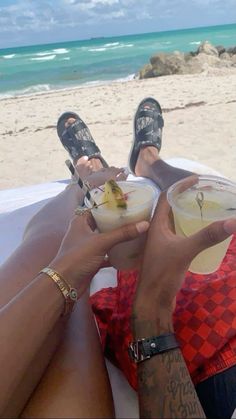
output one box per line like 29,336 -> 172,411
2,135 -> 114,417
21,293 -> 114,419
20,155 -> 116,418
1,183 -> 84,417
135,146 -> 194,191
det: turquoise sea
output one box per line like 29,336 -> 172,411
0,23 -> 236,99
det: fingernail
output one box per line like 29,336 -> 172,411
136,221 -> 149,234
224,219 -> 236,235
82,156 -> 89,161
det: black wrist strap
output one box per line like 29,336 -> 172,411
142,333 -> 179,355
128,333 -> 179,363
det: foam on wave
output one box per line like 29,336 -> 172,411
89,43 -> 134,52
104,42 -> 119,47
53,48 -> 69,54
0,84 -> 52,99
0,72 -> 136,100
35,51 -> 54,56
89,47 -> 107,52
2,54 -> 16,59
33,49 -> 69,58
31,54 -> 56,61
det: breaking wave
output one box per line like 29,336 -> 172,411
30,54 -> 56,61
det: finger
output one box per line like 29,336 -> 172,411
188,218 -> 236,257
100,220 -> 150,250
152,192 -> 171,225
71,211 -> 95,233
85,211 -> 97,231
224,219 -> 236,235
109,166 -> 123,172
109,167 -> 125,177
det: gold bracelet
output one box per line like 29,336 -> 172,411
40,267 -> 78,316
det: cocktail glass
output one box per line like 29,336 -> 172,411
85,181 -> 156,270
167,175 -> 236,274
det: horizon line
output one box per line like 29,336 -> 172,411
0,21 -> 235,51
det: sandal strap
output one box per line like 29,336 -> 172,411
63,139 -> 101,160
61,119 -> 94,144
57,113 -> 108,167
136,109 -> 162,119
136,112 -> 164,148
129,98 -> 164,175
61,119 -> 101,161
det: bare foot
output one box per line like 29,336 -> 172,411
134,145 -> 193,191
74,156 -> 127,188
135,146 -> 160,177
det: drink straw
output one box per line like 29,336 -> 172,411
65,160 -> 98,208
65,159 -> 78,177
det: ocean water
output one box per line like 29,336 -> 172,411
0,23 -> 236,99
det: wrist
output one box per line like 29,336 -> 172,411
49,257 -> 79,289
131,307 -> 174,339
39,268 -> 78,316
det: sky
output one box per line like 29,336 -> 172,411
0,0 -> 236,49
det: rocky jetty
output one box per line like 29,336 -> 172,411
139,41 -> 236,78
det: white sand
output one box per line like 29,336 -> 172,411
0,69 -> 236,190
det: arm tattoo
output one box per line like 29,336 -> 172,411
133,316 -> 206,418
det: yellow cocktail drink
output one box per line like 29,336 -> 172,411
167,176 -> 236,274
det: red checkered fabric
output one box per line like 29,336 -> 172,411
90,235 -> 236,390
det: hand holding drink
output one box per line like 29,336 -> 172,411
167,175 -> 236,274
85,180 -> 155,270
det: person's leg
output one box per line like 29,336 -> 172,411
3,161 -> 116,418
0,181 -> 83,416
1,109 -> 123,305
135,146 -> 193,191
129,98 -> 193,191
21,293 -> 114,419
19,156 -> 116,418
1,124 -> 119,416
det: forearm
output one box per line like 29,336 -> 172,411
133,312 -> 205,419
0,184 -> 84,307
0,273 -> 65,415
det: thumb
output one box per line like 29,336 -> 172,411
188,218 -> 236,258
100,221 -> 150,251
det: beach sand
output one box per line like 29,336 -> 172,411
0,68 -> 236,190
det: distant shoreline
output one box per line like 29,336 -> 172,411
0,23 -> 236,99
0,73 -> 136,101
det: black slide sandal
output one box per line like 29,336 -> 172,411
57,111 -> 108,167
128,97 -> 164,175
